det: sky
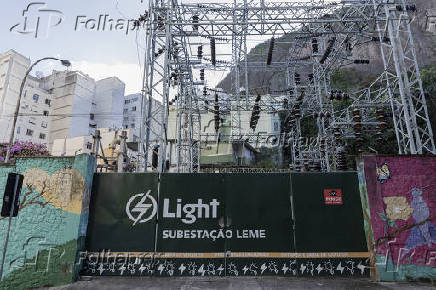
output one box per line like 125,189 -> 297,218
0,0 -> 312,95
1,0 -> 155,94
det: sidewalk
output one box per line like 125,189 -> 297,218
49,277 -> 434,290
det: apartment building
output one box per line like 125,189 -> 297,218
14,76 -> 53,143
238,110 -> 281,146
95,77 -> 125,129
0,50 -> 130,152
40,70 -> 97,148
123,93 -> 162,143
0,50 -> 52,144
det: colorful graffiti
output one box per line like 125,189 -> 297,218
361,156 -> 436,281
0,155 -> 94,290
81,257 -> 368,277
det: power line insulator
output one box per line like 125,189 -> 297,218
353,59 -> 370,64
320,37 -> 336,64
312,38 -> 318,54
152,145 -> 159,169
214,93 -> 220,133
197,45 -> 203,59
192,15 -> 199,31
267,37 -> 275,65
210,38 -> 216,66
294,73 -> 301,85
157,16 -> 164,30
250,95 -> 262,131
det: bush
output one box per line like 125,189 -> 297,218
0,140 -> 50,162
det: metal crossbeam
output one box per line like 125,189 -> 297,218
139,0 -> 435,173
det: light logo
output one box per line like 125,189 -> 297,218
126,190 -> 157,226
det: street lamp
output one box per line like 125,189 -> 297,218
4,57 -> 71,163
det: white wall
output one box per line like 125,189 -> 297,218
0,50 -> 30,143
95,77 -> 125,129
123,94 -> 162,143
41,70 -> 96,148
14,76 -> 52,144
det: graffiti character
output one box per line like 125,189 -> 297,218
401,188 -> 436,259
376,163 -> 391,184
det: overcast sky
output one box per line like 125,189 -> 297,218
0,0 -> 151,94
0,0 -> 315,94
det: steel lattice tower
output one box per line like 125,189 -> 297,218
137,0 -> 435,173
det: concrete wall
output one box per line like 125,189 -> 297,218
0,154 -> 95,289
358,156 -> 436,282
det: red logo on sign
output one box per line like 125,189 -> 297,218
324,189 -> 343,205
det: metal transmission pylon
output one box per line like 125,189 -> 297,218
372,0 -> 435,154
140,0 -> 201,173
139,0 -> 435,173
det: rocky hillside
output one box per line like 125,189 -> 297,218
217,0 -> 436,93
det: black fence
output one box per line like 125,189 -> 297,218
81,172 -> 369,277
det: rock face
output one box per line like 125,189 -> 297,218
217,0 -> 436,92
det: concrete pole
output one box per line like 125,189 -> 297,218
118,131 -> 127,173
92,130 -> 101,171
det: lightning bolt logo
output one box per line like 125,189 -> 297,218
126,190 -> 158,226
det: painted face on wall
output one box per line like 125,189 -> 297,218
376,163 -> 390,184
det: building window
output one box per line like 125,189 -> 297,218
86,142 -> 93,150
125,100 -> 130,104
89,124 -> 97,128
132,106 -> 137,111
123,108 -> 128,113
17,127 -> 20,134
43,110 -> 49,116
33,94 -> 39,102
90,113 -> 95,120
131,123 -> 135,128
39,133 -> 46,140
41,121 -> 48,128
45,99 -> 51,106
26,129 -> 33,136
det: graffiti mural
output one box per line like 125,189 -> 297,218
81,256 -> 369,277
361,156 -> 436,281
0,155 -> 95,289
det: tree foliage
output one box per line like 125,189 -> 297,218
0,141 -> 50,162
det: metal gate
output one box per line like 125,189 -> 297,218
81,173 -> 369,277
